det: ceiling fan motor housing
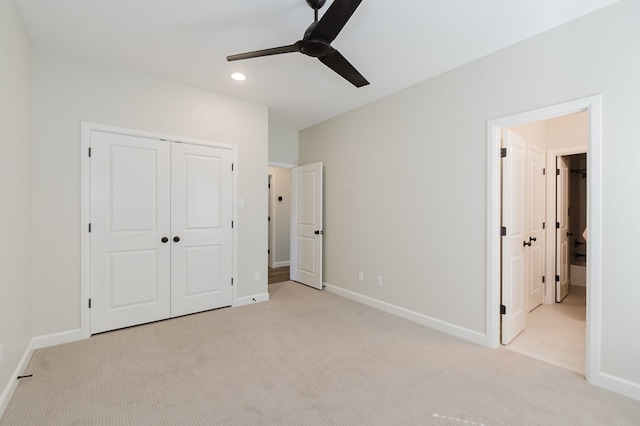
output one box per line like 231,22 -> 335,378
301,39 -> 332,57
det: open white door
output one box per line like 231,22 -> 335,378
556,156 -> 570,301
170,143 -> 233,317
528,144 -> 546,311
290,162 -> 323,289
501,130 -> 528,344
90,132 -> 172,334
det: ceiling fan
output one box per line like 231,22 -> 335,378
227,0 -> 369,88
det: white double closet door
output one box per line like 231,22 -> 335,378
90,131 -> 233,334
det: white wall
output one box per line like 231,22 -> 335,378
31,49 -> 269,337
546,112 -> 588,150
300,0 -> 640,388
268,122 -> 298,166
268,167 -> 291,267
0,0 -> 32,408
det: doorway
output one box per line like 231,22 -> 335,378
502,136 -> 588,372
486,95 -> 603,383
267,166 -> 292,284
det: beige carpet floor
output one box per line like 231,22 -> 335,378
2,282 -> 640,425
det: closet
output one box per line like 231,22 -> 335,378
89,131 -> 233,334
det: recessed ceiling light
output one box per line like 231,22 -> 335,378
231,72 -> 246,81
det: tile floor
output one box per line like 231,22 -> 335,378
506,285 -> 586,374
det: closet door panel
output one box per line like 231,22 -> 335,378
170,143 -> 233,317
90,132 -> 171,334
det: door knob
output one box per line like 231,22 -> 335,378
314,230 -> 323,235
173,236 -> 180,243
523,240 -> 532,247
529,236 -> 537,242
161,237 -> 169,243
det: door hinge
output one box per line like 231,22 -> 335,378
556,275 -> 560,282
500,304 -> 506,315
88,147 -> 92,157
543,168 -> 546,175
231,163 -> 234,171
556,222 -> 560,229
500,226 -> 507,236
267,249 -> 270,254
88,223 -> 92,233
231,278 -> 234,286
88,298 -> 92,309
543,222 -> 546,229
542,276 -> 545,283
557,169 -> 560,176
500,148 -> 507,158
231,221 -> 234,228
268,183 -> 271,189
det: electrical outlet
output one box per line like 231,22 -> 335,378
358,271 -> 364,281
255,271 -> 261,281
376,276 -> 383,287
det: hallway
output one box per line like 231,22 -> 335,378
506,286 -> 586,374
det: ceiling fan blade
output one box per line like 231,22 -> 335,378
310,0 -> 362,43
227,42 -> 301,61
318,48 -> 369,87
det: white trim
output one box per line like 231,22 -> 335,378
0,339 -> 34,419
486,96 -> 603,384
268,161 -> 296,169
268,172 -> 275,268
325,283 -> 487,346
590,372 -> 640,402
80,122 -> 239,337
272,261 -> 290,268
32,329 -> 85,350
232,292 -> 270,307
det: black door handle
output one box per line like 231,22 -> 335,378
314,230 -> 324,235
161,237 -> 169,243
523,240 -> 532,247
529,236 -> 537,242
173,236 -> 180,243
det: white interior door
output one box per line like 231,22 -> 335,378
170,143 -> 233,317
501,130 -> 528,344
556,156 -> 570,301
90,132 -> 171,334
528,144 -> 546,311
290,162 -> 323,289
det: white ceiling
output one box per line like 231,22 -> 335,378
15,0 -> 619,130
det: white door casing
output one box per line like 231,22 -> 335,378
90,132 -> 172,334
290,162 -> 323,290
528,144 -> 546,311
90,130 -> 234,334
170,143 -> 233,317
501,130 -> 528,344
556,156 -> 570,302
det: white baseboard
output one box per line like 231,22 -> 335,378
0,339 -> 34,419
233,292 -> 270,307
272,261 -> 290,268
32,328 -> 85,350
324,283 -> 488,347
590,371 -> 640,402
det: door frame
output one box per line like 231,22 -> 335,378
546,148 -> 587,305
486,95 -> 602,383
80,122 -> 238,339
